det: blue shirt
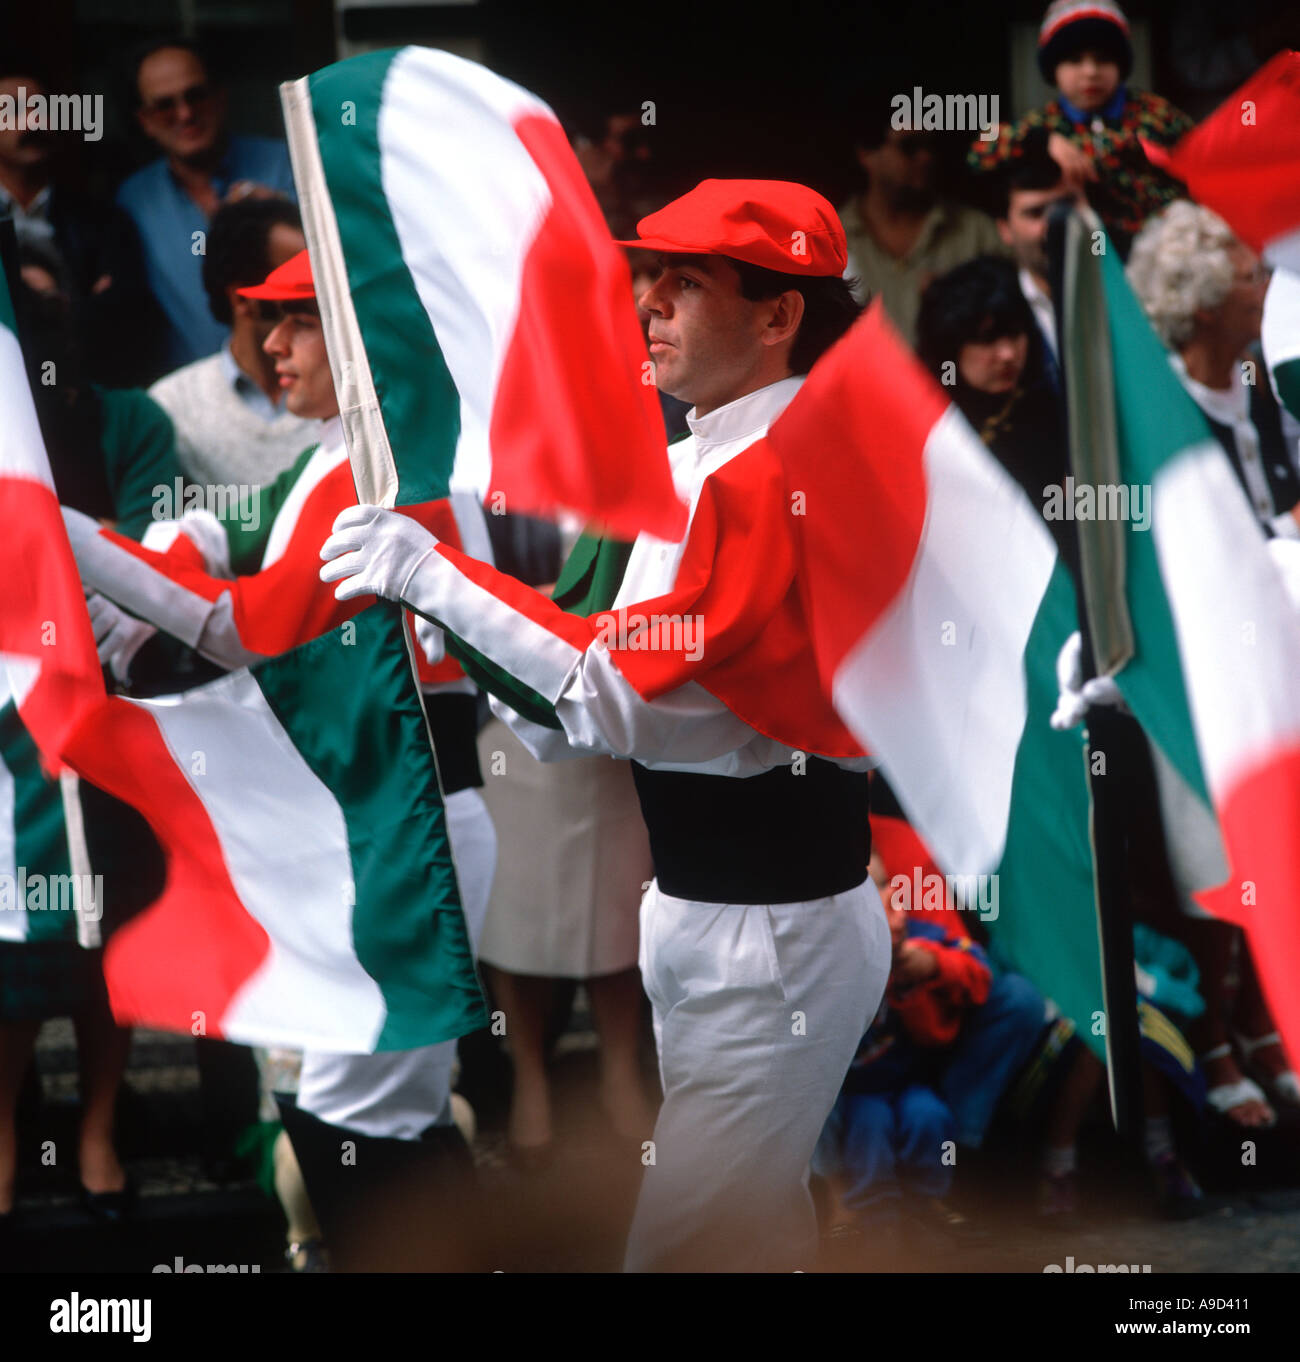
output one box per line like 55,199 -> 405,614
1057,84 -> 1128,129
218,339 -> 281,422
116,135 -> 296,369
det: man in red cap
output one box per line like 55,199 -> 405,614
320,180 -> 894,1271
62,248 -> 496,1266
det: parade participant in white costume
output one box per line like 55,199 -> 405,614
320,181 -> 894,1272
63,251 -> 495,1257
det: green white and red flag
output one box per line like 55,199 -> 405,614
1061,224 -> 1300,1061
279,44 -> 685,539
766,303 -> 1107,1047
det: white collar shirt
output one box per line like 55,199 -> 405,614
1020,267 -> 1058,360
612,375 -> 806,611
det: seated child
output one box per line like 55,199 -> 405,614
814,855 -> 992,1236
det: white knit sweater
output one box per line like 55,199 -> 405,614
149,352 -> 318,491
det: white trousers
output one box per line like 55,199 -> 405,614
624,878 -> 891,1272
296,786 -> 496,1139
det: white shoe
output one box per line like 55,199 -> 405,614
1201,1043 -> 1277,1127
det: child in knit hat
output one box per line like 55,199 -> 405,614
968,0 -> 1193,256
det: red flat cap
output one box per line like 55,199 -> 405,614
237,248 -> 315,300
616,179 -> 847,277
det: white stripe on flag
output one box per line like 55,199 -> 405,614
281,78 -> 396,508
378,46 -> 552,500
832,406 -> 1058,874
1265,226 -> 1300,276
1262,267 -> 1300,371
0,324 -> 54,491
1152,441 -> 1300,796
0,657 -> 39,712
134,671 -> 387,1050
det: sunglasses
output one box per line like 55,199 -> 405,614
253,300 -> 319,324
142,83 -> 214,120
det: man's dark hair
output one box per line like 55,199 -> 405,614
845,82 -> 927,155
202,197 -> 302,325
729,259 -> 863,375
996,127 -> 1066,219
851,102 -> 896,155
914,254 -> 1036,377
128,35 -> 214,105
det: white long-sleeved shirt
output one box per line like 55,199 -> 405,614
457,377 -> 871,776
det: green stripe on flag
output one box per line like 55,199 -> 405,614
0,267 -> 16,334
309,49 -> 461,506
0,701 -> 74,944
1275,357 -> 1300,423
443,633 -> 559,730
1095,244 -> 1214,806
254,604 -> 487,1049
991,563 -> 1106,1059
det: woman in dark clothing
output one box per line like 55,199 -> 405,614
915,254 -> 1069,546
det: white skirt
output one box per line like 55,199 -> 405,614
475,717 -> 652,977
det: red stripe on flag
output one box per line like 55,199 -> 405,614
491,113 -> 686,544
1141,51 -> 1300,256
0,477 -> 104,762
767,301 -> 946,681
65,698 -> 270,1038
1194,744 -> 1300,1064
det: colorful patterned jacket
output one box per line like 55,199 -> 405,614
968,89 -> 1194,246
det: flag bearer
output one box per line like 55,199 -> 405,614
64,251 -> 495,1264
320,181 -> 895,1271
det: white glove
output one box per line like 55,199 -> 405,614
86,591 -> 156,685
319,505 -> 440,606
140,509 -> 233,578
414,614 -> 446,667
1049,630 -> 1126,731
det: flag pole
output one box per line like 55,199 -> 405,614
1047,202 -> 1144,1141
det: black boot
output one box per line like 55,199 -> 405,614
275,1096 -> 488,1271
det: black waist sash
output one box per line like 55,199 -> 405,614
630,758 -> 871,905
423,692 -> 482,795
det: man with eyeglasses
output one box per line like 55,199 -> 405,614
840,100 -> 1005,345
116,37 -> 295,371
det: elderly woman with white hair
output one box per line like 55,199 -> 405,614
1128,200 -> 1300,538
1125,199 -> 1300,1131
